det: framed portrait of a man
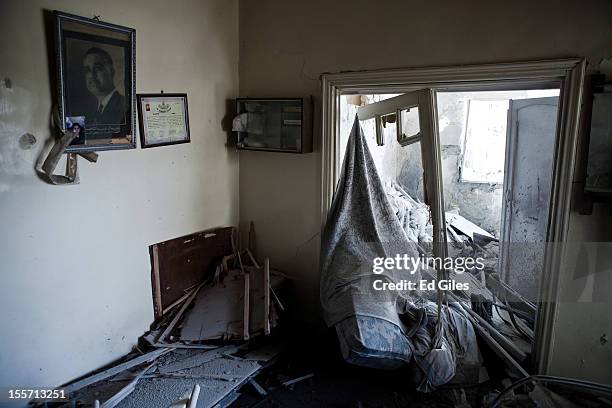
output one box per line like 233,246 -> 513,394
54,11 -> 136,152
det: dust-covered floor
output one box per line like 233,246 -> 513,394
230,325 -> 501,408
43,321 -> 610,408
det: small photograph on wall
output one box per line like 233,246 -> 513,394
65,115 -> 86,144
54,11 -> 136,152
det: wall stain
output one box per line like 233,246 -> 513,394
19,133 -> 36,150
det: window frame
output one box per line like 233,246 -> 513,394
321,58 -> 586,375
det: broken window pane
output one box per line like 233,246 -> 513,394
397,141 -> 424,202
397,106 -> 420,145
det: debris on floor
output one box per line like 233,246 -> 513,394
49,224 -> 289,408
145,226 -> 285,349
62,327 -> 611,408
58,340 -> 282,408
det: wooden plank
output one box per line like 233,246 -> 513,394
246,248 -> 261,269
231,227 -> 245,274
206,363 -> 263,408
167,383 -> 200,408
282,373 -> 315,387
246,272 -> 284,337
103,353 -> 262,408
101,381 -> 136,408
151,245 -> 163,317
249,379 -> 267,396
145,373 -> 246,381
153,342 -> 218,350
157,283 -> 204,343
179,271 -> 245,341
150,227 -> 234,318
162,291 -> 191,316
187,384 -> 200,408
239,343 -> 282,363
63,348 -> 172,394
213,392 -> 241,408
221,254 -> 235,274
244,272 -> 250,340
248,221 -> 256,258
158,345 -> 239,374
263,258 -> 270,335
100,362 -> 155,408
270,286 -> 285,312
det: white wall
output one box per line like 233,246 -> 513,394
238,0 -> 612,383
0,0 -> 238,388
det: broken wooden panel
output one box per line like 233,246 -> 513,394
178,266 -> 285,342
63,348 -> 173,394
150,227 -> 234,318
69,346 -> 269,408
179,269 -> 246,341
248,266 -> 283,337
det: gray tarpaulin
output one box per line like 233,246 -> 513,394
320,117 -> 484,391
320,117 -> 422,329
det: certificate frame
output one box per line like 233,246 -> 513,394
137,93 -> 191,148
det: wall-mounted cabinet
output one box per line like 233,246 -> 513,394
234,97 -> 313,153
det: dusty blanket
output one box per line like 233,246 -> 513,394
320,117 -> 484,391
320,116 -> 422,328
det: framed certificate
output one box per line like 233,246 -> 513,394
137,93 -> 190,148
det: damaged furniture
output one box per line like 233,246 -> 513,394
53,226 -> 286,407
147,227 -> 285,346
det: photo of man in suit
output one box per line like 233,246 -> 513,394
61,19 -> 133,148
82,46 -> 126,125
